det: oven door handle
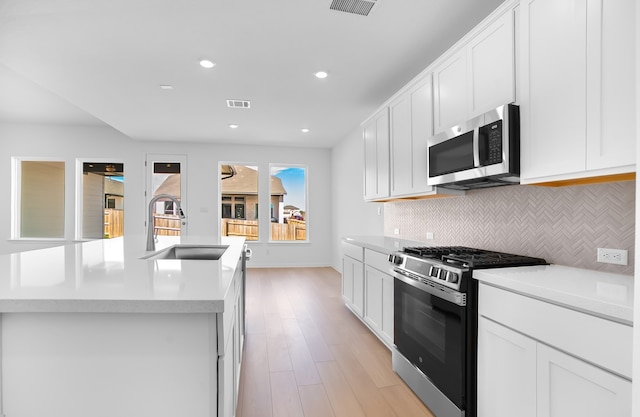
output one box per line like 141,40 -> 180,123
392,270 -> 467,306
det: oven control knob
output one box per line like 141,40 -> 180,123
446,271 -> 459,283
429,266 -> 441,278
388,254 -> 402,265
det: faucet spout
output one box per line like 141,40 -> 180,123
146,194 -> 185,252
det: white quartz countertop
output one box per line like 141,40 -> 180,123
0,235 -> 246,314
473,265 -> 634,325
342,235 -> 427,254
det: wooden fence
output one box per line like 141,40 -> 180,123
153,214 -> 181,236
103,209 -> 124,238
221,218 -> 306,241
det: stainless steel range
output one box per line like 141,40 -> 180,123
388,246 -> 547,417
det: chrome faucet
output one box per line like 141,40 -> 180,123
146,194 -> 186,251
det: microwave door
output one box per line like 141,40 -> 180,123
428,128 -> 485,186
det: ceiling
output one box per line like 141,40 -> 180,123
0,0 -> 504,148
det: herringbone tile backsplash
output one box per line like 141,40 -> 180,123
384,181 -> 635,275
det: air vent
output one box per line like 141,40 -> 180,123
226,99 -> 251,109
330,0 -> 377,16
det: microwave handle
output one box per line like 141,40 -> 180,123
472,127 -> 480,167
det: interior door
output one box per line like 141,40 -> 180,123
145,154 -> 188,239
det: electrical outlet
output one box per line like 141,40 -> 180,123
394,228 -> 400,235
597,248 -> 628,266
426,232 -> 434,240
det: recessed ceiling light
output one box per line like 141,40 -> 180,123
199,59 -> 216,69
229,124 -> 239,129
159,85 -> 174,90
314,71 -> 328,79
301,128 -> 310,133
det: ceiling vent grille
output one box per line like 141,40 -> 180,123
226,99 -> 251,109
330,0 -> 377,16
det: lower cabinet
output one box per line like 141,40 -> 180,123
342,241 -> 365,317
341,240 -> 394,349
477,284 -> 632,417
477,316 -> 536,417
218,262 -> 245,417
364,265 -> 394,347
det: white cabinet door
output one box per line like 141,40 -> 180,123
352,261 -> 364,316
389,75 -> 435,197
520,0 -> 587,180
364,265 -> 394,347
537,343 -> 631,417
380,270 -> 394,346
343,256 -> 364,317
467,10 -> 515,117
342,256 -> 355,305
433,50 -> 468,133
363,108 -> 390,201
364,266 -> 383,331
585,0 -> 636,170
477,316 -> 536,417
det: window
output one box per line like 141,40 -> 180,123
270,165 -> 307,242
146,155 -> 187,239
220,164 -> 258,240
12,159 -> 65,239
80,162 -> 124,239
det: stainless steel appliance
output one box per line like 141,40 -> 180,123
427,104 -> 520,190
388,246 -> 547,417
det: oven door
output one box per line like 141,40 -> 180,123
393,272 -> 467,410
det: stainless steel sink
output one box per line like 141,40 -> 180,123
142,244 -> 229,260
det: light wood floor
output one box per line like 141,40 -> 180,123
237,267 -> 435,417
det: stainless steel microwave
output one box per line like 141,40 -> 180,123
427,104 -> 520,190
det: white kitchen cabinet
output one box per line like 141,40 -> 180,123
477,316 -> 536,417
467,10 -> 515,117
477,283 -> 632,417
342,241 -> 365,317
363,263 -> 394,347
537,343 -> 631,417
342,242 -> 394,348
519,0 -> 636,183
363,107 -> 390,201
389,74 -> 436,198
433,50 -> 468,133
433,8 -> 515,133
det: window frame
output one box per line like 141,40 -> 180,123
268,163 -> 309,244
11,156 -> 67,241
74,158 -> 125,241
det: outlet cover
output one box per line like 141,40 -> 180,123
393,228 -> 400,235
597,248 -> 628,266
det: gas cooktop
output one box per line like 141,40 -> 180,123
402,246 -> 548,269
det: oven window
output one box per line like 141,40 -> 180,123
401,292 -> 446,362
429,131 -> 475,177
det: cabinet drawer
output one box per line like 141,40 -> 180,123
342,241 -> 364,262
364,248 -> 391,273
479,284 -> 632,379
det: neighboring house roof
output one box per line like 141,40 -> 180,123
154,166 -> 287,198
153,174 -> 181,198
221,165 -> 286,196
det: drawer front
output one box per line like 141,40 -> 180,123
342,241 -> 364,262
479,284 -> 632,379
364,248 -> 392,274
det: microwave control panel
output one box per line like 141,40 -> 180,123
480,120 -> 503,165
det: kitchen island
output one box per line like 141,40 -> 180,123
0,235 -> 246,417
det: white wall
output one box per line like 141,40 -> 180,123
0,122 -> 333,267
330,127 -> 384,271
632,0 -> 640,413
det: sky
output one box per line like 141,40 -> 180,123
272,166 -> 306,211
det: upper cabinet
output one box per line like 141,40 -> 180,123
519,0 -> 636,184
389,74 -> 436,198
433,10 -> 516,133
363,108 -> 390,201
